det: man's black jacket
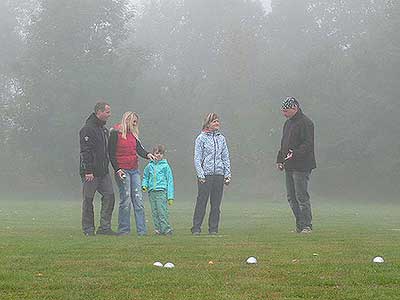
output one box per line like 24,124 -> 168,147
79,113 -> 110,177
276,109 -> 316,171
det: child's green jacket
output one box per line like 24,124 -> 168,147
142,159 -> 174,200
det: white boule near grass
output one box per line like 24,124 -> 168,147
153,261 -> 163,267
163,262 -> 175,268
246,256 -> 257,264
372,256 -> 384,263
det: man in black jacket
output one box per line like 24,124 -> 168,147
79,102 -> 116,236
276,97 -> 316,234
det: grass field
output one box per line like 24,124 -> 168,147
0,197 -> 399,300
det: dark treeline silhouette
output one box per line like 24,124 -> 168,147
1,0 -> 399,201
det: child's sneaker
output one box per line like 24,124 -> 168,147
164,229 -> 173,236
154,230 -> 161,235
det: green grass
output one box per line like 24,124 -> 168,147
0,198 -> 399,299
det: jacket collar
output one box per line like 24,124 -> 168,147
289,109 -> 303,121
86,113 -> 106,127
202,129 -> 220,136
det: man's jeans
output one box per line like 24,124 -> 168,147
192,175 -> 224,234
115,169 -> 147,235
285,170 -> 312,231
82,174 -> 115,234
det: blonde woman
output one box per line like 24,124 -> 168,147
109,112 -> 156,236
192,113 -> 231,235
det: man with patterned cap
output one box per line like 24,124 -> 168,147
276,97 -> 316,234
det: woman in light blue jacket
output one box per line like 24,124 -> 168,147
191,113 -> 231,235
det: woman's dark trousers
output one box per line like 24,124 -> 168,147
192,175 -> 224,234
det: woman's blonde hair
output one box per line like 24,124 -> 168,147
120,111 -> 139,139
202,112 -> 219,130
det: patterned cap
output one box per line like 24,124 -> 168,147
281,97 -> 299,110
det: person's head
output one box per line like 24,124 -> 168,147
281,97 -> 299,119
152,144 -> 166,159
94,101 -> 111,122
120,111 -> 139,139
202,112 -> 220,131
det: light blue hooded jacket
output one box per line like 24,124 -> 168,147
194,130 -> 231,179
142,159 -> 174,200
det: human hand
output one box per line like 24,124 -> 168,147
285,149 -> 293,161
276,163 -> 284,171
117,169 -> 126,179
198,178 -> 206,184
147,153 -> 157,161
224,177 -> 231,185
168,199 -> 174,206
85,173 -> 94,182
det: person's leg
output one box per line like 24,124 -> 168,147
293,171 -> 312,230
191,176 -> 211,234
285,170 -> 302,232
208,175 -> 224,234
115,171 -> 132,234
130,170 -> 147,235
96,174 -> 115,233
82,177 -> 98,235
157,191 -> 172,234
148,191 -> 161,233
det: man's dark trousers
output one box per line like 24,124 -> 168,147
285,170 -> 312,231
82,174 -> 115,234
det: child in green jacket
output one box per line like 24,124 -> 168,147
142,145 -> 174,235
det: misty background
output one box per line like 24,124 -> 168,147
1,0 -> 399,202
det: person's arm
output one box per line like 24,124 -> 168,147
221,136 -> 231,179
292,120 -> 314,159
108,130 -> 120,172
80,127 -> 95,175
165,163 -> 174,201
194,135 -> 205,179
142,164 -> 150,192
135,137 -> 150,159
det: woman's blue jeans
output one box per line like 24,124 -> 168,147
115,169 -> 147,235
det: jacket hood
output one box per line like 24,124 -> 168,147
86,113 -> 106,127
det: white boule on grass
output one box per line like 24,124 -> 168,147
153,261 -> 163,267
372,256 -> 384,263
163,262 -> 175,268
246,256 -> 257,264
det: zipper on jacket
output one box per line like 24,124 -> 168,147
213,133 -> 216,174
153,164 -> 157,190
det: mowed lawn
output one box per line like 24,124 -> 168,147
0,197 -> 399,300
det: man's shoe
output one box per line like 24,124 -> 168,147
300,227 -> 312,234
192,231 -> 200,236
96,229 -> 118,236
209,231 -> 218,235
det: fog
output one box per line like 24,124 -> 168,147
1,0 -> 399,202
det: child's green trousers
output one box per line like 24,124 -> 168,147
148,190 -> 172,234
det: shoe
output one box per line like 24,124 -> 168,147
117,232 -> 130,236
192,231 -> 200,236
300,227 -> 312,234
96,229 -> 118,236
164,229 -> 173,236
154,230 -> 161,235
84,231 -> 95,237
209,231 -> 218,235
